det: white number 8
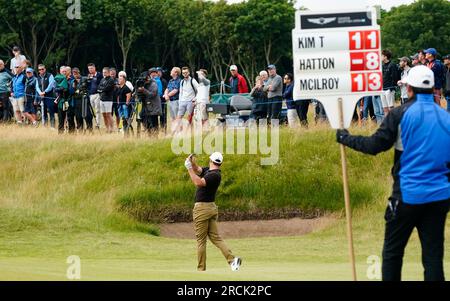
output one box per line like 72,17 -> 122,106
366,52 -> 379,70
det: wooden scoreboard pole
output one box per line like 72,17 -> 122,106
338,98 -> 357,281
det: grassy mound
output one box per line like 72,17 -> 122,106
3,125 -> 448,281
0,124 -> 392,230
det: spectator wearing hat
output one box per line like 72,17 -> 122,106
397,57 -> 411,105
149,68 -> 162,96
443,54 -> 450,112
229,65 -> 248,94
10,46 -> 27,76
425,48 -> 445,105
23,67 -> 38,126
157,67 -> 168,93
410,54 -> 420,67
135,69 -> 161,135
337,65 -> 450,281
264,64 -> 283,122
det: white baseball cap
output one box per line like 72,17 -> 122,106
209,152 -> 223,165
401,65 -> 434,89
230,65 -> 238,71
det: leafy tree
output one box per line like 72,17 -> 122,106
103,0 -> 153,70
198,0 -> 239,82
231,0 -> 295,86
1,0 -> 447,85
0,0 -> 69,68
381,0 -> 450,58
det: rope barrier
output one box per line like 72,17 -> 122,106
11,82 -> 445,108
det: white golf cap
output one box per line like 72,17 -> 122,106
230,65 -> 238,71
209,152 -> 223,165
401,65 -> 434,89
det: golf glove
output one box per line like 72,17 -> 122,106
336,129 -> 350,144
185,158 -> 193,170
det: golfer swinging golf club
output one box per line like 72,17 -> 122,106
185,152 -> 242,272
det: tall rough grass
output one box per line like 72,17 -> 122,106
0,122 -> 392,232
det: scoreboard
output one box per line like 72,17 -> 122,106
292,8 -> 383,128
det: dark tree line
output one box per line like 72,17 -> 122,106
0,0 -> 295,86
0,0 -> 448,86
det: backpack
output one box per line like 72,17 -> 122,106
181,78 -> 197,95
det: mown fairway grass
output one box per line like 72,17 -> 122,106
0,124 -> 448,280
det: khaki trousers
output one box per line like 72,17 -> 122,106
193,202 -> 234,271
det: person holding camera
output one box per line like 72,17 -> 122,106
71,68 -> 93,133
63,66 -> 77,134
137,68 -> 161,136
54,66 -> 69,134
185,152 -> 242,272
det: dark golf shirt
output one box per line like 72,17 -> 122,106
195,168 -> 221,203
117,85 -> 132,104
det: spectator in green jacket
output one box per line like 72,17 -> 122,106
54,66 -> 69,134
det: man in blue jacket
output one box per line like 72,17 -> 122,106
337,65 -> 450,281
11,62 -> 27,124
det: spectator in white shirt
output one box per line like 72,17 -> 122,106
195,69 -> 210,125
174,66 -> 199,134
10,46 -> 27,75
